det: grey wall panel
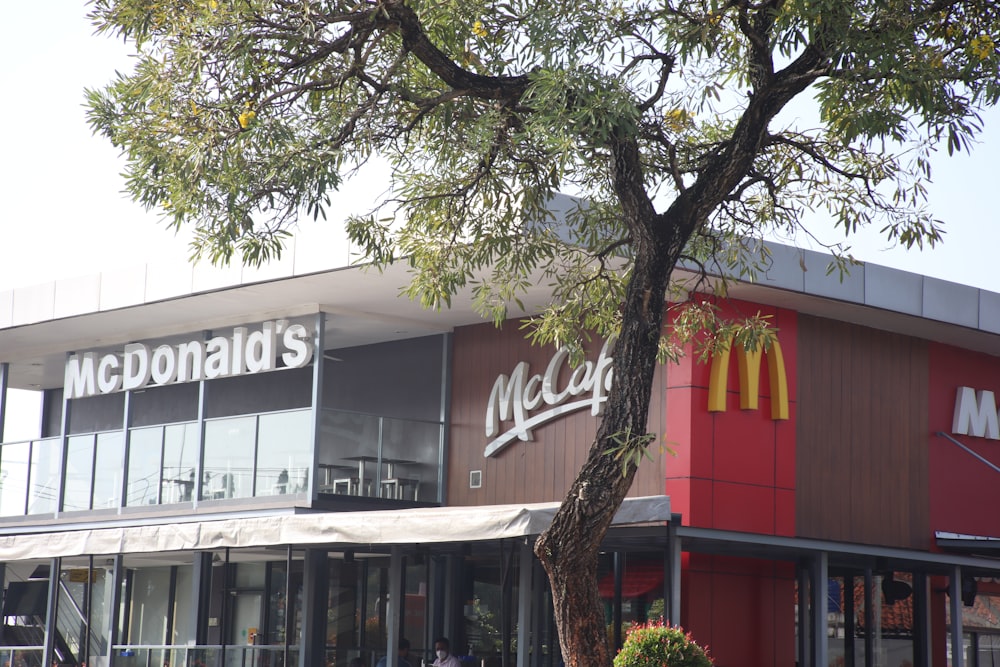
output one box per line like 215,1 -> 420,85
67,392 -> 125,435
131,382 -> 200,427
41,389 -> 62,439
204,367 -> 313,418
323,335 -> 444,422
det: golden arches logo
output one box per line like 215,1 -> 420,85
707,334 -> 789,420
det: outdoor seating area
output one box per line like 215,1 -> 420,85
319,458 -> 420,500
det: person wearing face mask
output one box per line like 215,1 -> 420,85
432,637 -> 461,667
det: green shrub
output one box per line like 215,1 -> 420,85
613,621 -> 713,667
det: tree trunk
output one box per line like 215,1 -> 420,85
534,231 -> 675,667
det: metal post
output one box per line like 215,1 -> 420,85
120,388 -> 133,510
300,549 -> 330,667
387,547 -> 403,667
57,354 -> 74,516
810,552 -> 828,667
517,540 -> 532,667
665,519 -> 681,626
191,551 -> 212,646
310,313 -> 326,500
0,362 -> 8,441
797,561 -> 809,666
612,552 -> 624,650
913,571 -> 929,667
284,547 -> 293,667
43,557 -> 61,667
950,566 -> 964,667
437,333 -> 452,504
843,576 -> 855,667
864,569 -> 874,666
194,331 -> 210,507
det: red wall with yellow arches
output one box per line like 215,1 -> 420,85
663,298 -> 798,667
663,297 -> 798,535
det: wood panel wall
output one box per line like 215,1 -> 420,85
447,322 -> 666,506
796,315 -> 930,549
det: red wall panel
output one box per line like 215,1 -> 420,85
928,343 -> 1000,537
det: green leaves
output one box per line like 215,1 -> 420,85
85,0 -> 1000,345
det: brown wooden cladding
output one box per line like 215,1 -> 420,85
448,322 -> 666,506
796,315 -> 929,549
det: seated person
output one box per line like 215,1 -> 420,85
432,638 -> 461,667
376,638 -> 412,667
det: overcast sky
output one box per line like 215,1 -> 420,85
2,3 -> 1000,437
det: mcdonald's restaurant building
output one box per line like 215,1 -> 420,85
4,242 -> 1000,667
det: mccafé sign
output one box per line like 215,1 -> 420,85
484,334 -> 789,457
484,341 -> 614,457
952,387 -> 1000,440
64,320 -> 314,399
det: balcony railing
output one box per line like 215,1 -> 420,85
112,645 -> 298,667
0,408 -> 443,517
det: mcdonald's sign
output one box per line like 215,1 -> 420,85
707,334 -> 789,420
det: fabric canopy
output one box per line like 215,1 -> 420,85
0,495 -> 670,561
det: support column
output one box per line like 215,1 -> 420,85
810,553 -> 828,667
612,552 -> 624,650
43,557 -> 62,667
530,557 -> 545,667
516,540 -> 532,667
310,313 -> 326,500
387,547 -> 403,667
300,549 -> 330,667
57,354 -> 74,515
192,552 -> 213,645
0,362 -> 8,441
119,388 -> 134,509
797,562 -> 810,667
437,333 -> 452,505
950,566 -> 965,667
111,556 -> 132,667
864,569 -> 874,666
665,519 -> 681,627
913,571 -> 930,667
194,331 -> 210,507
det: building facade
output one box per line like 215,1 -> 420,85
3,245 -> 1000,667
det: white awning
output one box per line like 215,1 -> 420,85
0,495 -> 670,561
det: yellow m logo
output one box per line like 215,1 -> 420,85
707,334 -> 789,420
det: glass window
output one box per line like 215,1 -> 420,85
380,417 -> 441,502
163,422 -> 200,503
0,441 -> 30,516
94,431 -> 124,508
267,558 -> 303,649
204,416 -> 256,500
59,560 -> 112,667
129,566 -> 172,645
318,411 -> 380,496
256,411 -> 311,496
977,634 -> 1000,666
128,426 -> 164,506
27,438 -> 59,514
235,563 -> 267,589
64,434 -> 95,512
172,564 -> 194,645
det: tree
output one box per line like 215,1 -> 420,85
86,1 -> 1000,666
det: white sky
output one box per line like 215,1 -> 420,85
2,2 -> 1000,438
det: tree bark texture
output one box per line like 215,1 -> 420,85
533,239 -> 673,667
